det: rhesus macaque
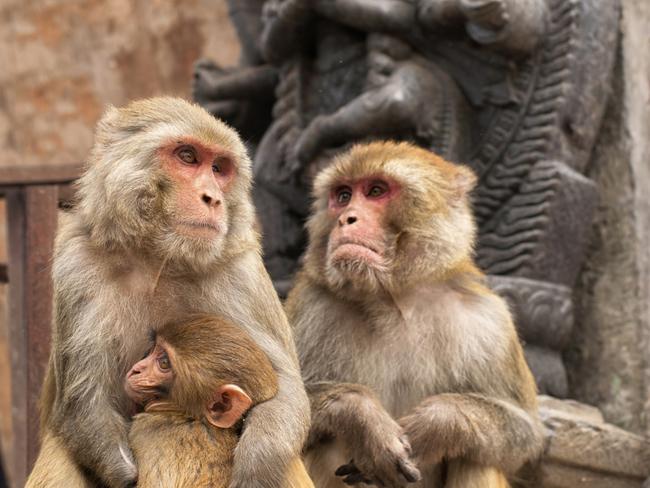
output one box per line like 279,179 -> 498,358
285,141 -> 544,487
126,314 -> 314,488
26,97 -> 309,488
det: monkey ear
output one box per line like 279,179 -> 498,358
206,384 -> 252,429
454,166 -> 477,197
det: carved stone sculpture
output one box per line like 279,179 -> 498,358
194,0 -> 620,397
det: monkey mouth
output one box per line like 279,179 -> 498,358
331,239 -> 383,264
176,220 -> 221,235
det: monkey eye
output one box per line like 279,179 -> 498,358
157,352 -> 172,371
177,146 -> 198,164
367,183 -> 388,198
335,187 -> 352,205
212,163 -> 221,173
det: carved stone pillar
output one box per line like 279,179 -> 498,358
194,0 -> 621,399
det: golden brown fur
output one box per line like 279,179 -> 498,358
27,97 -> 309,488
286,141 -> 543,487
128,315 -> 313,488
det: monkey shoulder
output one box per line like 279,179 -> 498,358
287,279 -> 362,340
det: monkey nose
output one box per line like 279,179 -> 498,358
127,366 -> 141,378
339,215 -> 358,226
201,193 -> 222,207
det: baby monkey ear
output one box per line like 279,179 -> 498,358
206,384 -> 252,429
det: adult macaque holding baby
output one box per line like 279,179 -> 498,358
126,314 -> 313,488
26,97 -> 309,488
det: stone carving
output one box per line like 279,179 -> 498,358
194,0 -> 620,396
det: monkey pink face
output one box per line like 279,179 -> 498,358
125,340 -> 174,408
327,177 -> 400,268
159,137 -> 236,241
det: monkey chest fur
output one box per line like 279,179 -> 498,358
298,285 -> 511,488
298,284 -> 510,418
129,414 -> 236,488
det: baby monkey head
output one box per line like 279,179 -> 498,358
125,314 -> 278,429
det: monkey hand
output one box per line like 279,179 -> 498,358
337,409 -> 421,486
399,396 -> 470,468
99,442 -> 138,488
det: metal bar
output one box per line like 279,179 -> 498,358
0,164 -> 81,189
6,185 -> 58,486
6,188 -> 27,487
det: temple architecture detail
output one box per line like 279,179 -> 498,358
193,0 -> 619,399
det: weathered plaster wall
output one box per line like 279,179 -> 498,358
0,0 -> 240,482
569,0 -> 650,436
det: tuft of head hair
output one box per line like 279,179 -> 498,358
159,314 -> 278,421
305,141 -> 479,295
75,97 -> 256,265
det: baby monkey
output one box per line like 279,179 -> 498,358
125,314 -> 313,488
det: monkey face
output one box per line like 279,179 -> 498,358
125,340 -> 174,409
323,176 -> 400,292
125,317 -> 265,430
158,137 -> 235,244
306,141 -> 480,297
77,97 -> 256,270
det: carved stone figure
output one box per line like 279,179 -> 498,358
194,0 -> 620,397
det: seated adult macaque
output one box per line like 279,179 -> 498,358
286,141 -> 544,487
125,314 -> 314,488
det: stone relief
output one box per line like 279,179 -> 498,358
194,0 -> 620,397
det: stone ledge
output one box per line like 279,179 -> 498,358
530,396 -> 649,487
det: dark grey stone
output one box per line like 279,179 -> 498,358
194,0 -> 621,394
524,345 -> 568,398
487,276 -> 573,351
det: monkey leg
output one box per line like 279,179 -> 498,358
284,457 -> 316,488
445,460 -> 510,488
26,432 -> 92,488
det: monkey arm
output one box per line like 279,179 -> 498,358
50,310 -> 137,488
226,256 -> 310,488
47,333 -> 137,487
400,393 -> 544,474
229,343 -> 310,488
305,382 -> 421,486
42,241 -> 138,488
58,395 -> 136,487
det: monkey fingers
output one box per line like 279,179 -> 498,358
335,462 -> 374,485
348,434 -> 421,487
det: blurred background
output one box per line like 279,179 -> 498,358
0,0 -> 240,482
